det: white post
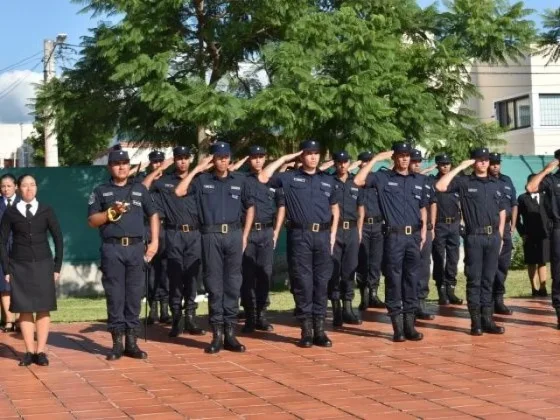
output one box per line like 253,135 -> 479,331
43,39 -> 59,167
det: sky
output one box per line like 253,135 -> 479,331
0,0 -> 551,124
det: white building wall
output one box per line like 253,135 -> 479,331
92,144 -> 174,165
0,123 -> 35,167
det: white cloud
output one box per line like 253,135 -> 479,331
0,70 -> 42,124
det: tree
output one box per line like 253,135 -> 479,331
539,7 -> 560,64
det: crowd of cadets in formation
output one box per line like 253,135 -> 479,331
82,139 -> 560,361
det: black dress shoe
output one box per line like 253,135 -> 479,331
19,352 -> 35,366
538,286 -> 548,297
35,352 -> 49,366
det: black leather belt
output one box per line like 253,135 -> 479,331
165,223 -> 199,232
287,221 -> 330,232
338,220 -> 357,230
466,225 -> 497,235
365,216 -> 383,224
251,221 -> 274,231
385,225 -> 421,235
437,217 -> 458,224
201,222 -> 241,234
104,237 -> 143,246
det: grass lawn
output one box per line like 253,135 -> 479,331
50,269 -> 543,323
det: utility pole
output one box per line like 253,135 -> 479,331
43,34 -> 66,167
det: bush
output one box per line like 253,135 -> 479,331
510,233 -> 526,270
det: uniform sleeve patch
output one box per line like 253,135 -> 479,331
88,192 -> 96,205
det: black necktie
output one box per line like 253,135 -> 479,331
25,203 -> 32,219
6,198 -> 11,208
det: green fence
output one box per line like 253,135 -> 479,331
0,155 -> 551,265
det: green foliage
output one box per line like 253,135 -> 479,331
538,7 -> 560,64
32,0 -> 537,165
510,234 -> 527,270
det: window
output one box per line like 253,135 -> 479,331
540,94 -> 560,126
495,96 -> 531,130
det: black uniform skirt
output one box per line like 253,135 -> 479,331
523,237 -> 551,265
9,258 -> 57,313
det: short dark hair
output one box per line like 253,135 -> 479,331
16,174 -> 36,188
0,173 -> 16,184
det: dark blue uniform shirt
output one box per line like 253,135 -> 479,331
431,173 -> 461,220
332,174 -> 363,221
494,173 -> 518,218
243,172 -> 285,223
361,185 -> 382,218
539,172 -> 560,222
191,171 -> 254,225
365,170 -> 428,226
153,173 -> 198,225
269,168 -> 339,224
448,174 -> 506,229
88,178 -> 157,238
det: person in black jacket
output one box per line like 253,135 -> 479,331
0,174 -> 63,366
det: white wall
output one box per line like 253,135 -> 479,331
0,123 -> 34,166
93,145 -> 174,165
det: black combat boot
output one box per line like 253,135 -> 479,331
147,301 -> 158,325
242,306 -> 256,333
168,311 -> 183,337
481,307 -> 505,334
556,308 -> 560,330
403,313 -> 423,341
224,324 -> 246,352
313,317 -> 332,347
342,300 -> 362,325
205,324 -> 224,354
369,287 -> 385,308
358,286 -> 370,311
298,318 -> 313,348
184,309 -> 206,335
469,307 -> 482,336
416,299 -> 435,321
124,329 -> 147,359
106,330 -> 124,361
255,308 -> 274,331
446,284 -> 463,305
390,315 -> 405,342
159,301 -> 171,324
494,295 -> 513,315
438,285 -> 450,305
332,300 -> 343,327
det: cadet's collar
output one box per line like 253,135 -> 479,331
297,167 -> 320,177
212,170 -> 234,181
390,169 -> 417,178
110,177 -> 133,186
470,173 -> 495,182
334,173 -> 353,183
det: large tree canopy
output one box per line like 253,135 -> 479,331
32,0 -> 536,164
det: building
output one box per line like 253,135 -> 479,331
0,123 -> 35,168
92,142 -> 174,165
466,52 -> 560,155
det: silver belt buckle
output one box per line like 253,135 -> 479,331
182,224 -> 190,233
221,224 -> 229,234
254,222 -> 262,231
343,221 -> 350,230
405,226 -> 412,235
311,223 -> 320,232
121,237 -> 129,247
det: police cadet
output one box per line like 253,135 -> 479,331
175,141 -> 255,354
87,149 -> 159,360
354,142 -> 427,342
489,152 -> 518,315
436,147 -> 506,335
241,145 -> 285,333
526,149 -> 560,328
143,146 -> 206,337
329,150 -> 362,327
431,154 -> 463,305
409,149 -> 437,321
141,150 -> 171,325
356,151 -> 386,310
260,140 -> 340,348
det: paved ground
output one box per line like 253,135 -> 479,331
1,298 -> 560,419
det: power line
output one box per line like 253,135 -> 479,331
0,60 -> 42,101
0,51 -> 42,74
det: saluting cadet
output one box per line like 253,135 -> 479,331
526,150 -> 560,328
489,152 -> 518,315
241,145 -> 285,333
356,151 -> 386,310
354,142 -> 427,342
409,149 -> 437,321
431,154 -> 463,305
143,146 -> 206,337
88,149 -> 159,360
436,147 -> 506,335
175,142 -> 255,354
329,150 -> 362,327
260,140 -> 340,348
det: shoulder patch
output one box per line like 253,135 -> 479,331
88,192 -> 96,205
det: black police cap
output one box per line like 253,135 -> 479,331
358,151 -> 373,162
148,150 -> 165,162
435,154 -> 451,165
392,141 -> 412,154
210,141 -> 231,156
249,145 -> 266,156
299,139 -> 320,152
108,150 -> 130,163
489,152 -> 501,163
173,146 -> 192,157
333,150 -> 350,162
410,148 -> 423,162
470,147 -> 490,159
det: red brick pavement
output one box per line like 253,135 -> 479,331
1,298 -> 560,419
